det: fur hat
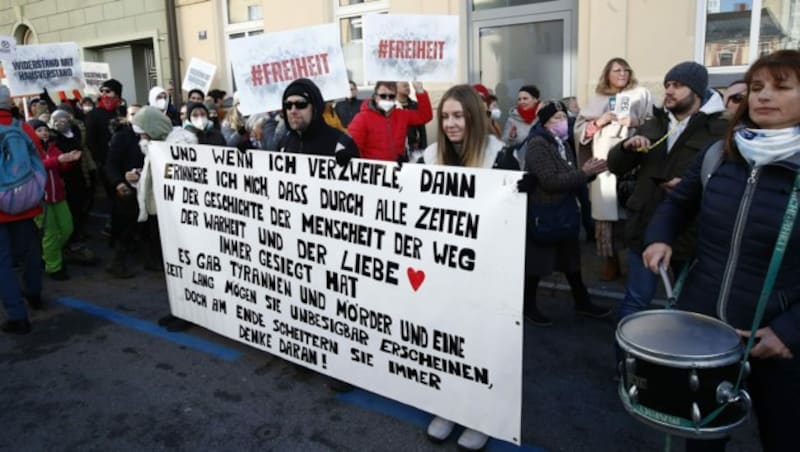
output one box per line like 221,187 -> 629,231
664,61 -> 708,97
132,106 -> 172,140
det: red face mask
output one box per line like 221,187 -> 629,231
98,94 -> 121,112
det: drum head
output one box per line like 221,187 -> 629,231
616,310 -> 742,367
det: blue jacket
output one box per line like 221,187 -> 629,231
645,144 -> 800,354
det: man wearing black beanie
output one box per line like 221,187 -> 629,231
607,61 -> 728,333
277,78 -> 359,164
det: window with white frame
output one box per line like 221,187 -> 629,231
223,1 -> 264,92
335,0 -> 389,86
698,0 -> 800,72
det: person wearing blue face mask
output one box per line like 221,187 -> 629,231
519,101 -> 611,326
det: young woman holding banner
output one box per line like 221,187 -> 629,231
417,84 -> 517,451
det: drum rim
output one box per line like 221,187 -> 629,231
616,310 -> 742,368
617,383 -> 749,439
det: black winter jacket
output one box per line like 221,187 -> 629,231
608,95 -> 727,255
105,126 -> 143,189
645,147 -> 800,355
278,78 -> 359,159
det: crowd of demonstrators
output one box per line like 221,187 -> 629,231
575,58 -> 654,281
643,49 -> 800,452
1,48 -> 796,452
608,61 -> 727,325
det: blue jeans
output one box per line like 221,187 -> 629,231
0,219 -> 42,321
615,248 -> 659,322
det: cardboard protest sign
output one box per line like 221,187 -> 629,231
4,42 -> 83,96
0,35 -> 16,60
363,14 -> 458,82
82,62 -> 111,96
229,23 -> 350,115
182,57 -> 217,94
148,143 -> 526,444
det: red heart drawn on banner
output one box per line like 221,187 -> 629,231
407,267 -> 425,291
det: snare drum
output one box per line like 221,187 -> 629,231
616,310 -> 751,438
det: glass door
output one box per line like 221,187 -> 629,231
471,10 -> 573,125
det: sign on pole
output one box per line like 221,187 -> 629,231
363,14 -> 459,82
148,143 -> 526,444
82,61 -> 111,96
229,23 -> 350,115
3,42 -> 83,96
182,57 -> 217,94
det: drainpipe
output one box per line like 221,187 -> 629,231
166,0 -> 182,106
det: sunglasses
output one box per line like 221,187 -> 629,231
377,93 -> 396,100
284,100 -> 309,110
727,93 -> 746,104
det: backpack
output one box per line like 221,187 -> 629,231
0,120 -> 46,215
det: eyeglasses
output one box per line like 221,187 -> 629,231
727,93 -> 746,105
284,100 -> 310,110
611,69 -> 632,74
377,93 -> 396,100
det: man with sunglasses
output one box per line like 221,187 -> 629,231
723,79 -> 747,118
277,78 -> 359,165
348,81 -> 432,162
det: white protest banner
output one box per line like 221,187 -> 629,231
148,143 -> 526,444
182,57 -> 217,94
0,35 -> 16,60
228,23 -> 350,115
4,42 -> 83,96
82,62 -> 111,96
363,14 -> 458,82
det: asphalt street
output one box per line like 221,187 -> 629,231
0,217 -> 763,452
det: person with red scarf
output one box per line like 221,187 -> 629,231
501,85 -> 542,155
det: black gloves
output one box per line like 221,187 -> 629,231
236,134 -> 250,153
335,149 -> 353,167
517,172 -> 536,193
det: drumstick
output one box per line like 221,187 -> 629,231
658,263 -> 676,306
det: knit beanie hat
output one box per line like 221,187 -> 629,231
282,83 -> 312,103
664,62 -> 708,97
101,78 -> 123,96
537,101 -> 566,125
28,119 -> 48,131
132,106 -> 172,140
185,101 -> 209,119
0,85 -> 10,110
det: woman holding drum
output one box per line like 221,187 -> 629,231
643,50 -> 800,452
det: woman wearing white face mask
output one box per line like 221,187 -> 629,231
183,102 -> 226,145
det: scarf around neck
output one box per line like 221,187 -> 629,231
518,102 -> 539,124
734,125 -> 800,168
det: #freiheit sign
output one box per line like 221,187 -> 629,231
148,143 -> 525,444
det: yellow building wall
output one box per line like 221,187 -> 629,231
176,0 -> 225,93
576,0 -> 698,107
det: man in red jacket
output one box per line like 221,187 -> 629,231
0,85 -> 45,334
347,81 -> 432,161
